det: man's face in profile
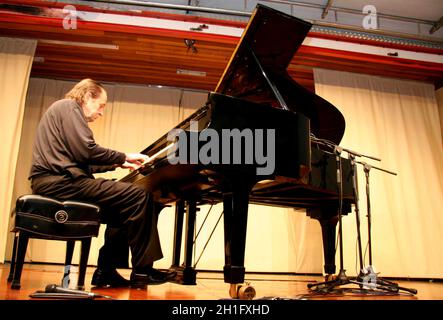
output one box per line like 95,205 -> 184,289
82,90 -> 107,122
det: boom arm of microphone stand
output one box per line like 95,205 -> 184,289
356,161 -> 397,176
310,135 -> 380,162
342,147 -> 381,162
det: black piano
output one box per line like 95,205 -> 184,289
121,4 -> 355,297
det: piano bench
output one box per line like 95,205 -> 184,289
7,195 -> 100,290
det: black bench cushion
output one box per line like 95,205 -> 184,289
14,195 -> 100,239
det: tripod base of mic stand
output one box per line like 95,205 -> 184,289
307,269 -> 360,293
356,266 -> 417,295
307,267 -> 417,296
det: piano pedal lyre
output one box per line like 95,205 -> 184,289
229,282 -> 256,300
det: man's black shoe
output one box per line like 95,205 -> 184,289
91,268 -> 131,288
130,268 -> 177,289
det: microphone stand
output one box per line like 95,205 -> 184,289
349,154 -> 364,275
344,150 -> 382,286
307,146 -> 361,293
311,138 -> 377,283
329,147 -> 391,292
309,136 -> 417,295
355,161 -> 417,295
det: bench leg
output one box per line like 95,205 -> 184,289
77,238 -> 91,290
7,232 -> 18,282
11,232 -> 29,290
61,240 -> 75,288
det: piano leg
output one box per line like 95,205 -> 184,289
223,181 -> 256,299
169,200 -> 197,285
308,208 -> 339,276
171,200 -> 185,268
183,200 -> 197,284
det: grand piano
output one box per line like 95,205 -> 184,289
121,4 -> 355,297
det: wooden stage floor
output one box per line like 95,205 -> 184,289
1,263 -> 442,301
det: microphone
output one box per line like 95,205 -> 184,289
29,284 -> 114,299
45,284 -> 95,298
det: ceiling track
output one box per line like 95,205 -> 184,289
71,0 -> 436,24
41,0 -> 443,50
312,24 -> 443,50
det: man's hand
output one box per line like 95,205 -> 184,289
121,153 -> 150,171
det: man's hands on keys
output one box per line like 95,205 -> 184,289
121,153 -> 151,171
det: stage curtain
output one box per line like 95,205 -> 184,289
436,87 -> 443,142
0,37 -> 36,263
314,68 -> 443,278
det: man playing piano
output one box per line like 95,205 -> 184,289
28,78 -> 176,289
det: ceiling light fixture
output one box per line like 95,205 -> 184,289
33,56 -> 45,63
176,69 -> 206,77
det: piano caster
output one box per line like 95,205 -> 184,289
229,282 -> 256,300
325,274 -> 336,282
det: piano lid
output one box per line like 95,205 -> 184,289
215,4 -> 346,145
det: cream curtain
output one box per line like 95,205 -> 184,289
436,87 -> 443,142
314,68 -> 443,278
10,77 -> 324,274
0,37 -> 36,263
